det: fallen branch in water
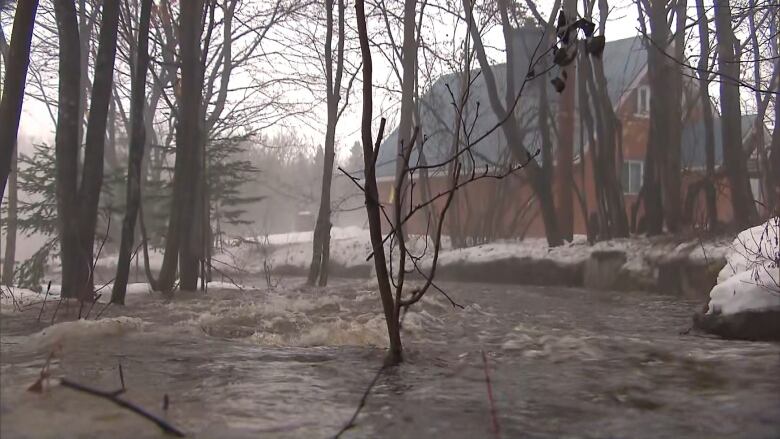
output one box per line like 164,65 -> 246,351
481,350 -> 500,438
59,378 -> 186,437
332,364 -> 387,438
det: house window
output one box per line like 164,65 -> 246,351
636,85 -> 650,116
622,160 -> 644,195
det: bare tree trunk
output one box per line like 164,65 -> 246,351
556,0 -> 576,241
54,0 -> 84,299
308,0 -> 345,287
647,0 -> 683,233
112,0 -> 152,305
465,0 -> 563,246
392,0 -> 419,243
747,0 -> 775,216
772,0 -> 780,215
355,0 -> 403,365
538,69 -> 556,237
0,0 -> 38,202
76,0 -> 121,299
2,151 -> 17,285
714,0 -> 758,228
772,96 -> 780,216
583,0 -> 629,239
176,0 -> 206,291
77,0 -> 95,147
694,0 -> 718,228
636,0 -> 665,235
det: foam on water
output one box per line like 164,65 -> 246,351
28,316 -> 146,350
177,287 -> 449,348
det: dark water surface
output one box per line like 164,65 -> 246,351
1,278 -> 778,438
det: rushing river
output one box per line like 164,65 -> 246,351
1,278 -> 778,438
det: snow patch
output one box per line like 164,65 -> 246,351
0,287 -> 53,313
706,217 -> 780,316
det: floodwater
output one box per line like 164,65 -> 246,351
1,278 -> 778,438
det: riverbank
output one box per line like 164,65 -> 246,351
170,228 -> 733,299
26,226 -> 733,299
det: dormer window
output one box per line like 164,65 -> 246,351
636,85 -> 650,116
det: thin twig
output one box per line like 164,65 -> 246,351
83,294 -> 102,320
95,301 -> 112,320
37,281 -> 52,322
118,361 -> 125,390
481,350 -> 500,438
333,365 -> 387,438
59,378 -> 186,437
205,260 -> 245,292
50,298 -> 64,325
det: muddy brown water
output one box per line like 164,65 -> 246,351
1,277 -> 778,438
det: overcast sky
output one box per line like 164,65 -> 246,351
12,0 -> 642,157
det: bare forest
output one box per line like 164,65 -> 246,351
0,0 -> 778,437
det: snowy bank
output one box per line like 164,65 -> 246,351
694,218 -> 780,341
0,287 -> 56,314
84,226 -> 733,296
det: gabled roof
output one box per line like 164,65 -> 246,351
377,34 -> 770,179
376,33 -> 649,178
681,113 -> 772,169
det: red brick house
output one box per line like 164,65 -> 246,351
375,33 -> 772,242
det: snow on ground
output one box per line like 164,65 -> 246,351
706,217 -> 780,316
96,250 -> 165,272
0,287 -> 57,314
1,280 -> 246,313
76,225 -> 734,285
716,217 -> 780,283
432,233 -> 732,276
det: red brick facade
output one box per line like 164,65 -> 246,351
378,73 -> 763,239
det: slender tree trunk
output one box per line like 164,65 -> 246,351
747,0 -> 775,216
465,0 -> 563,246
390,0 -> 418,244
556,0 -> 576,241
584,0 -> 630,239
112,0 -> 152,305
77,0 -> 93,147
538,70 -> 556,240
2,151 -> 17,285
0,0 -> 38,202
53,0 -> 84,299
638,0 -> 668,235
695,0 -> 718,228
308,0 -> 345,287
772,96 -> 780,216
714,0 -> 758,228
772,6 -> 780,216
76,0 -> 121,299
356,0 -> 403,365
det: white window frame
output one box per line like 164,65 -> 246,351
635,85 -> 650,117
622,160 -> 644,195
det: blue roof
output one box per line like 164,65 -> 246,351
376,32 -> 766,177
681,114 -> 768,169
